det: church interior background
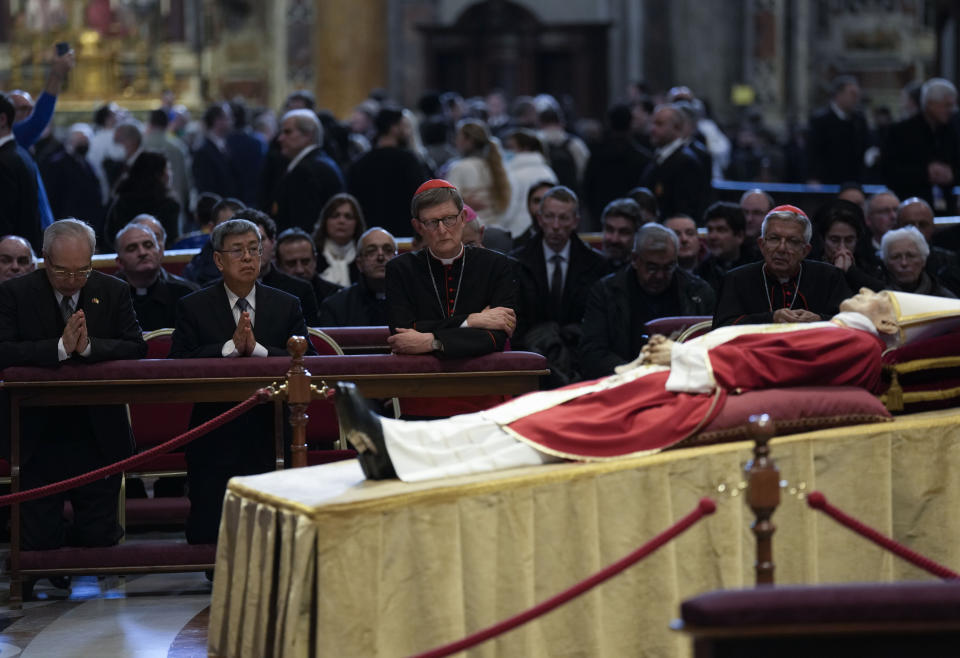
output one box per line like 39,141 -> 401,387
0,0 -> 958,133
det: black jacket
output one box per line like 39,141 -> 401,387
318,275 -> 389,327
579,267 -> 715,379
882,113 -> 960,214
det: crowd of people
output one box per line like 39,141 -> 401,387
4,44 -> 960,559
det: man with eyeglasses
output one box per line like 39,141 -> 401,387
275,227 -> 342,311
713,205 -> 851,328
0,235 -> 36,283
0,218 -> 146,553
170,218 -> 315,543
386,179 -> 516,357
580,222 -> 714,379
511,185 -> 607,386
319,227 -> 396,326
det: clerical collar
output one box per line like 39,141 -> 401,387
428,244 -> 464,265
287,144 -> 318,172
655,137 -> 685,164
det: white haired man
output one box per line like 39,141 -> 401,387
273,108 -> 345,233
881,225 -> 956,298
713,205 -> 851,327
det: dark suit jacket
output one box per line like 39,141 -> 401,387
169,281 -> 313,358
192,137 -> 239,199
511,234 -> 609,344
0,270 -> 146,462
882,113 -> 960,214
274,148 -> 345,233
640,145 -> 708,220
0,139 -> 41,250
808,106 -> 868,183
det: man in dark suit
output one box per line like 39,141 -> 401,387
882,78 -> 960,215
113,222 -> 197,330
192,103 -> 240,199
0,93 -> 41,250
511,185 -> 608,387
273,109 -> 345,233
170,218 -> 314,543
0,218 -> 146,550
40,123 -> 104,234
807,76 -> 868,184
640,103 -> 708,220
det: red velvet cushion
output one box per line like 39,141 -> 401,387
681,582 -> 960,627
17,541 -> 216,570
673,386 -> 891,449
883,332 -> 960,364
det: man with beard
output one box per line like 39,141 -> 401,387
600,198 -> 642,272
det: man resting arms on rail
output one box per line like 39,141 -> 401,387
335,288 -> 906,482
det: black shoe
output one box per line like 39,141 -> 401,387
334,382 -> 397,480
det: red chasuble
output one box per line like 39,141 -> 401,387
507,326 -> 885,460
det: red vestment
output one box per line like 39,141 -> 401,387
507,326 -> 885,459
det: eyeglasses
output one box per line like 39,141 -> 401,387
360,245 -> 397,258
217,246 -> 263,260
49,265 -> 93,280
417,214 -> 460,231
763,235 -> 807,251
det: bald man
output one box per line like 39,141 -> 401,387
639,103 -> 709,219
0,235 -> 36,283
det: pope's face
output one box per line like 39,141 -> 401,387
839,288 -> 897,333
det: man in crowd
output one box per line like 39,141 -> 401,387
640,103 -> 707,219
807,75 -> 868,184
883,78 -> 960,214
273,109 -> 344,233
319,227 -> 397,326
113,222 -> 197,330
0,235 -> 36,283
182,198 -> 245,286
714,205 -> 851,327
739,188 -> 773,262
600,198 -> 643,271
580,222 -> 714,379
386,180 -> 516,358
895,197 -> 960,294
512,185 -> 607,386
0,219 -> 146,549
0,93 -> 40,250
40,123 -> 104,232
170,218 -> 314,543
663,213 -> 701,274
334,288 -> 901,482
192,103 -> 238,199
111,122 -> 142,184
274,227 -> 342,306
864,191 -> 900,255
143,108 -> 191,229
236,208 -> 323,325
696,202 -> 751,294
348,106 -> 430,238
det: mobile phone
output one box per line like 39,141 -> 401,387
56,42 -> 69,56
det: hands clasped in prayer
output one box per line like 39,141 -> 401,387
232,310 -> 257,356
772,308 -> 820,323
62,308 -> 89,355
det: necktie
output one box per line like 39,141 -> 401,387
236,297 -> 252,327
60,295 -> 74,322
550,254 -> 564,318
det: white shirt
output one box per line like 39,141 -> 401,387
55,291 -> 92,361
0,134 -> 14,149
221,284 -> 268,357
286,144 -> 318,173
655,137 -> 685,164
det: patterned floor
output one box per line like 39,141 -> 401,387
0,568 -> 211,657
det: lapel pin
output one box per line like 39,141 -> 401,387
91,297 -> 100,304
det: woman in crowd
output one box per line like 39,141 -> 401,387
881,225 -> 957,298
445,118 -> 512,227
312,193 -> 367,287
104,150 -> 180,250
815,199 -> 886,292
500,129 -> 557,239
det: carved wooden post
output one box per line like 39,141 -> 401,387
286,336 -> 311,469
745,413 -> 779,586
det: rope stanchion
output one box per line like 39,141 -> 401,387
409,498 -> 717,658
807,491 -> 959,580
0,388 -> 274,508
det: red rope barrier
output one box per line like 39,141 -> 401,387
0,388 -> 273,507
807,491 -> 959,580
410,497 -> 717,658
